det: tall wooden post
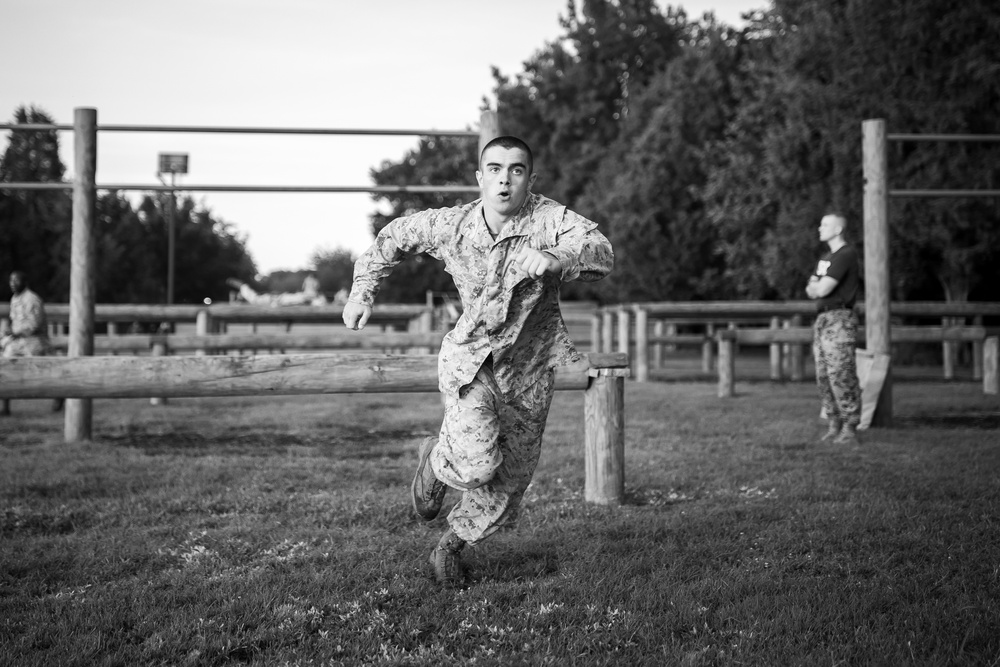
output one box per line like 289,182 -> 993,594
717,332 -> 735,398
863,119 -> 892,426
790,314 -> 805,381
478,110 -> 501,159
65,108 -> 97,442
584,369 -> 626,505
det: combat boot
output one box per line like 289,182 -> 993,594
834,423 -> 860,446
820,418 -> 843,442
428,529 -> 467,588
411,437 -> 447,520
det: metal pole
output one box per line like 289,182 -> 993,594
65,108 -> 97,442
167,173 -> 176,305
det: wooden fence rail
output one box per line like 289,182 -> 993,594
715,328 -> 999,397
0,352 -> 631,505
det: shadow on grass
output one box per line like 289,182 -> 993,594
897,411 -> 1000,430
102,424 -> 425,458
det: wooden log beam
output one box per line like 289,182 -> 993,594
0,352 -> 629,399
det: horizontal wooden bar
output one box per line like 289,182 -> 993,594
887,133 -> 1000,142
890,189 -> 1000,198
0,352 -> 628,399
1,303 -> 430,324
48,331 -> 447,352
719,326 -> 988,345
608,301 -> 1000,318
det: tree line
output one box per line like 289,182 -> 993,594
369,0 -> 1000,305
3,0 -> 999,307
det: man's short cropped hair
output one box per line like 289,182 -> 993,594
480,135 -> 534,175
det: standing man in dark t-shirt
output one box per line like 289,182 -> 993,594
805,213 -> 861,445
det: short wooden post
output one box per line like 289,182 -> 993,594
590,314 -> 601,355
973,316 -> 984,381
634,307 -> 648,382
790,314 -> 805,381
65,107 -> 97,443
196,310 -> 212,357
769,316 -> 783,381
863,118 -> 892,426
717,331 -> 735,398
601,310 -> 614,354
942,316 -> 956,380
149,339 -> 168,406
652,320 -> 664,369
584,368 -> 627,505
702,324 -> 715,373
617,307 -> 631,373
1,317 -> 8,414
984,336 -> 998,395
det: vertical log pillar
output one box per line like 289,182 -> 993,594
652,320 -> 664,369
65,107 -> 97,443
634,307 -> 648,383
479,110 -> 501,159
863,118 -> 892,426
590,314 -> 601,355
601,310 -> 614,354
196,310 -> 212,357
149,340 -> 167,406
942,316 -> 956,380
617,307 -> 631,374
1,317 -> 8,414
702,324 -> 715,374
983,336 -> 998,395
973,316 -> 984,381
769,316 -> 783,381
717,331 -> 735,398
584,368 -> 627,505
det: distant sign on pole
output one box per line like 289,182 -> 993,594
158,153 -> 189,174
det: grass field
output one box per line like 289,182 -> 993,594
2,370 -> 999,666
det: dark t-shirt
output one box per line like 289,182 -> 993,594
814,244 -> 859,311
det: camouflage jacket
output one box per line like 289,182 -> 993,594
349,194 -> 613,398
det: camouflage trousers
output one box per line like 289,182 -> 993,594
813,310 -> 861,427
430,359 -> 555,545
1,335 -> 49,357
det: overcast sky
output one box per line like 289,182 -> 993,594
2,0 -> 759,275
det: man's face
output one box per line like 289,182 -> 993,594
9,273 -> 24,294
476,146 -> 536,218
818,215 -> 843,243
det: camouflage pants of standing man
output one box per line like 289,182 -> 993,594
813,310 -> 861,428
430,358 -> 555,546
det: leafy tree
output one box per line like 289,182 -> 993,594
0,105 -> 72,301
579,16 -> 743,302
310,247 -> 356,297
366,135 -> 478,302
493,0 -> 688,207
707,0 -> 1000,301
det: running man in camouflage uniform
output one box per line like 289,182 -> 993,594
343,136 -> 614,586
806,213 -> 862,445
